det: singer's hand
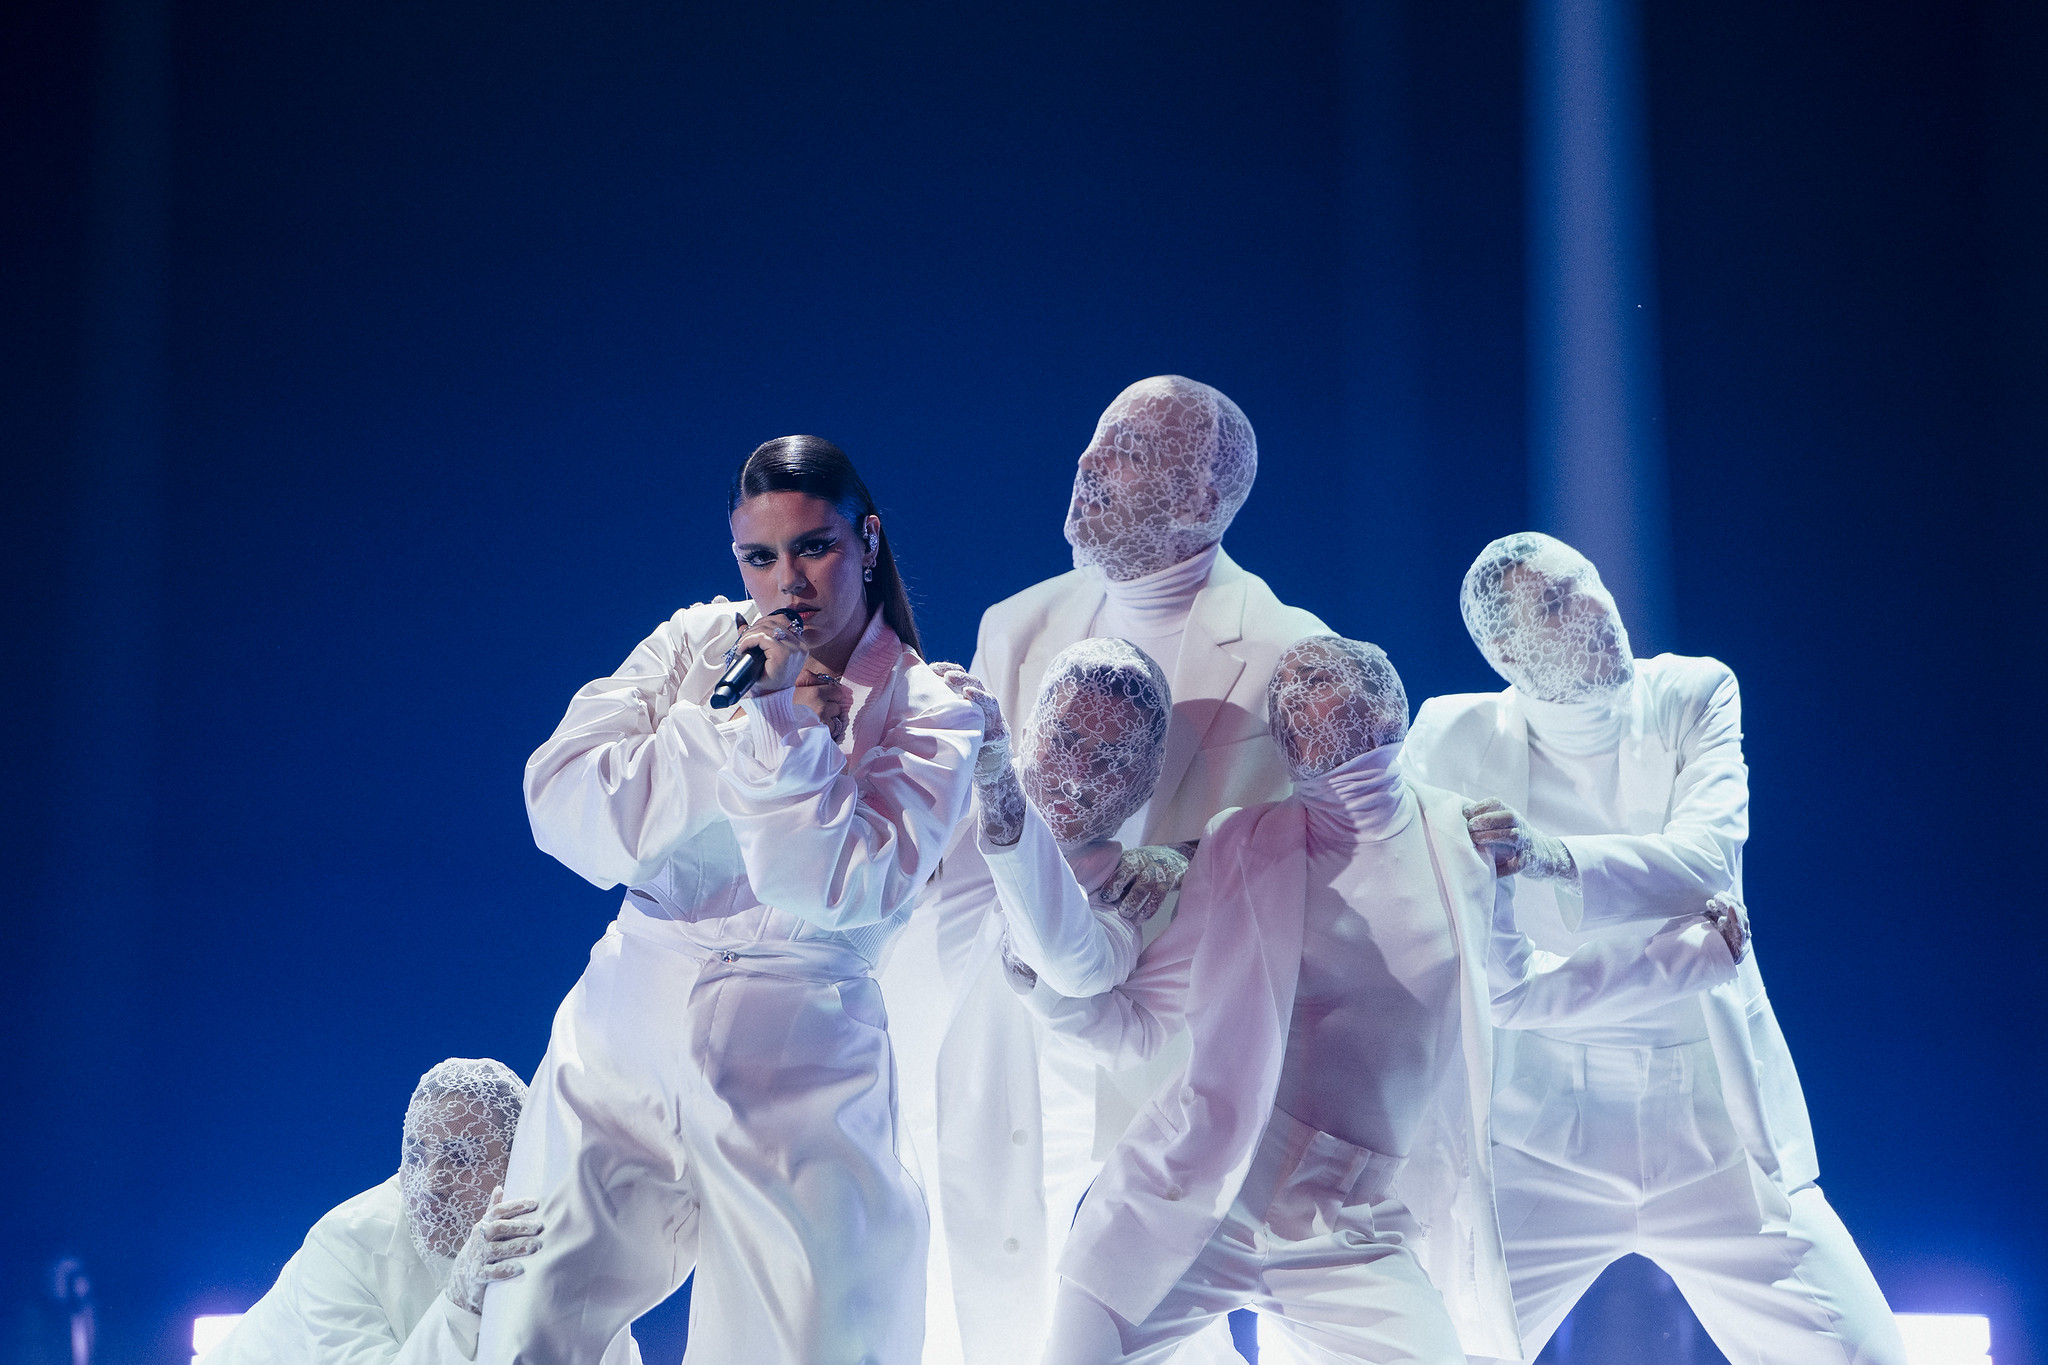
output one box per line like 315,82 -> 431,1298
793,671 -> 853,744
732,612 -> 810,697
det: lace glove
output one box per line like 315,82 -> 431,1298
999,929 -> 1038,987
444,1188 -> 543,1314
929,662 -> 1025,844
1702,892 -> 1750,964
1462,798 -> 1578,887
1099,845 -> 1189,926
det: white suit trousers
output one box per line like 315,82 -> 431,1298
1045,1110 -> 1463,1365
478,916 -> 927,1365
1478,1034 -> 1905,1365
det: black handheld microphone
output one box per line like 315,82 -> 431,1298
709,607 -> 805,710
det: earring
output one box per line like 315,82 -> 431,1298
863,565 -> 875,582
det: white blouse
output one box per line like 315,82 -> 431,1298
524,601 -> 982,966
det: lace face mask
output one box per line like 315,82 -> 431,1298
1017,638 -> 1172,845
399,1059 -> 527,1268
1458,533 -> 1635,703
1267,636 -> 1410,781
1063,376 -> 1258,583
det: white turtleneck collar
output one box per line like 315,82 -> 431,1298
1515,687 -> 1628,757
1295,742 -> 1416,846
1096,542 -> 1219,638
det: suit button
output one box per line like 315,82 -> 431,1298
1163,1185 -> 1183,1201
1003,1238 -> 1020,1254
1011,1129 -> 1028,1146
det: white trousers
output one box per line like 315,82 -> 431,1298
1479,1034 -> 1905,1365
1045,1110 -> 1464,1365
477,915 -> 927,1365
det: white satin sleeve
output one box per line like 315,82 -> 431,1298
1488,882 -> 1736,1028
981,809 -> 1139,999
718,665 -> 982,932
1562,664 -> 1748,930
523,608 -> 741,889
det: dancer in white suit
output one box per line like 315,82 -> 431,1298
478,437 -> 981,1365
1401,532 -> 1904,1365
1019,637 -> 1742,1364
201,1060 -> 640,1365
879,376 -> 1325,1365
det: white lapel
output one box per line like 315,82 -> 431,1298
1614,671 -> 1678,831
1491,692 -> 1534,810
1145,556 -> 1249,840
1014,575 -> 1108,717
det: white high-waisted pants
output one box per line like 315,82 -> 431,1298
476,912 -> 927,1365
1044,1109 -> 1464,1365
1476,1033 -> 1905,1365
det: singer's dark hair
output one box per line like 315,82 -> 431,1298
728,435 -> 922,656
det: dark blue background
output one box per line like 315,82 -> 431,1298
3,2 -> 2042,1362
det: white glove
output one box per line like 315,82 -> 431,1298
1702,893 -> 1750,963
1099,845 -> 1189,926
444,1187 -> 543,1314
1462,798 -> 1577,885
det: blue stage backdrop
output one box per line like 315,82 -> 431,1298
2,1 -> 2042,1362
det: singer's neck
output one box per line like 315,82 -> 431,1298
807,607 -> 881,676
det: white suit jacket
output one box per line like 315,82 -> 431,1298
1037,780 -> 1736,1358
201,1176 -> 639,1365
879,548 -> 1324,1365
969,548 -> 1326,847
1401,653 -> 1820,1193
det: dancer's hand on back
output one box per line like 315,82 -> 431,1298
445,1187 -> 543,1314
1101,845 -> 1189,925
1702,893 -> 1750,964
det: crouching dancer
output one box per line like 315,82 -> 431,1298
992,638 -> 1744,1365
202,1060 -> 639,1365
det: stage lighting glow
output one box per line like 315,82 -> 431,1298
191,1313 -> 244,1363
1896,1313 -> 1992,1365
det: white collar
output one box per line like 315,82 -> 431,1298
1515,689 -> 1626,756
1093,543 -> 1220,636
1294,742 -> 1415,845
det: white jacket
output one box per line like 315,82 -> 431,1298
1401,653 -> 1820,1194
199,1176 -> 639,1365
1036,779 -> 1735,1359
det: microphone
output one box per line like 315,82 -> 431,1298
709,607 -> 805,710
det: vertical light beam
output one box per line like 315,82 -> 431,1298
1525,0 -> 1676,650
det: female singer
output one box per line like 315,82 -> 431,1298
478,436 -> 982,1364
